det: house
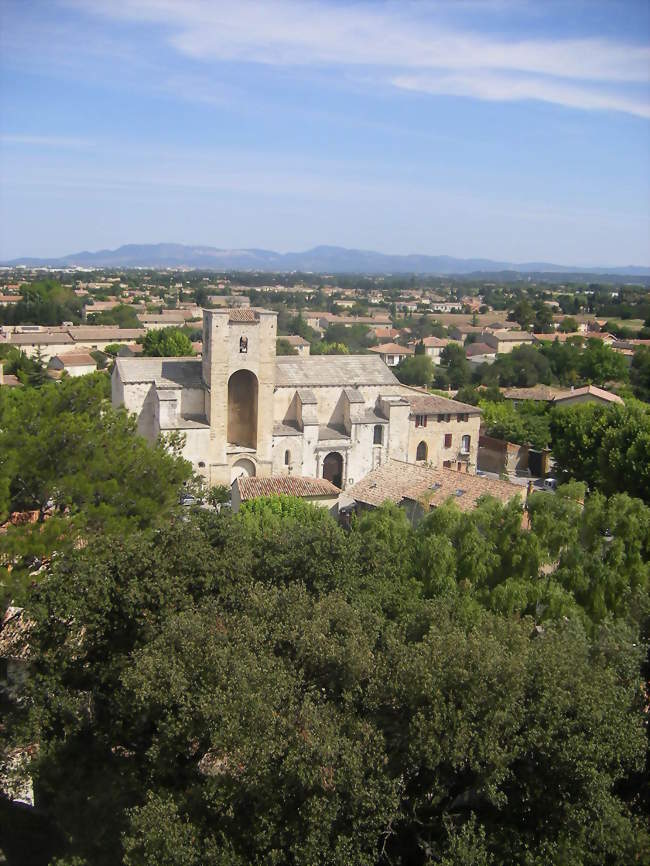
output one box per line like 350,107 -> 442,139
374,328 -> 400,342
47,353 -> 98,378
483,330 -> 536,354
466,342 -> 497,365
448,325 -> 486,343
138,309 -> 201,330
231,475 -> 340,515
404,392 -> 481,470
369,342 -> 414,367
112,307 -> 484,488
502,385 -> 568,404
3,326 -> 146,361
283,335 -> 311,356
414,336 -> 449,365
553,385 -> 624,407
346,458 -> 523,522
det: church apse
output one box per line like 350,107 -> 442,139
228,369 -> 258,449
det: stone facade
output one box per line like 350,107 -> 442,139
112,308 -> 482,487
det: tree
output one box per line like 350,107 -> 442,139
631,345 -> 650,403
103,343 -> 126,357
11,506 -> 647,865
550,403 -> 650,501
480,399 -> 551,449
438,343 -> 471,388
0,374 -> 192,608
206,485 -> 230,509
0,280 -> 82,327
558,316 -> 579,333
87,304 -> 141,329
507,299 -> 535,329
141,327 -> 194,357
533,304 -> 555,333
395,354 -> 435,387
579,339 -> 629,385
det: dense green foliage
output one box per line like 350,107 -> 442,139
480,400 -> 551,449
0,345 -> 46,386
631,346 -> 650,402
550,403 -> 650,501
395,354 -> 435,387
323,323 -> 377,353
0,375 -> 192,609
86,303 -> 141,329
0,281 -> 82,326
141,327 -> 194,357
3,483 -> 649,865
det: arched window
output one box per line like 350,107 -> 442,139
322,452 -> 344,488
198,461 -> 205,468
373,425 -> 383,445
228,369 -> 258,449
284,449 -> 291,465
416,441 -> 428,461
461,435 -> 471,454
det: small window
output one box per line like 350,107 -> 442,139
373,425 -> 383,445
443,460 -> 452,468
415,414 -> 427,428
239,335 -> 248,353
444,433 -> 452,448
461,435 -> 471,454
457,413 -> 469,422
284,449 -> 291,465
416,441 -> 428,461
198,461 -> 206,468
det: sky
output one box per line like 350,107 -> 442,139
1,0 -> 649,266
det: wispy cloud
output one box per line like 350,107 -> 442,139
66,0 -> 650,117
0,134 -> 95,149
393,72 -> 650,119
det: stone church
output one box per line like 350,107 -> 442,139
111,308 -> 481,487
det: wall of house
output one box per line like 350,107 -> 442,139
406,414 -> 480,470
271,435 -> 304,475
63,363 -> 97,377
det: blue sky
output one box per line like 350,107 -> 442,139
1,0 -> 649,266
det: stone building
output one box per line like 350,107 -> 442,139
111,308 -> 480,487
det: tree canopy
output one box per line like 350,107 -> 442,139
549,402 -> 650,501
0,374 -> 192,609
3,486 -> 649,865
141,327 -> 194,357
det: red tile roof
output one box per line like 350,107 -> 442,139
228,308 -> 259,322
235,476 -> 341,500
348,460 -> 522,511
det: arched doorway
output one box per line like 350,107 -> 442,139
231,458 -> 256,482
228,370 -> 258,449
322,452 -> 343,489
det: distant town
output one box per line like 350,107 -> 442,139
1,263 -> 649,864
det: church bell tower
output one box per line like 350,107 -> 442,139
201,307 -> 277,484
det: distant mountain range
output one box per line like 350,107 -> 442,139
4,243 -> 649,276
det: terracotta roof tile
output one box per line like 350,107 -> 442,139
348,460 -> 522,511
236,476 -> 340,500
406,393 -> 481,416
228,308 -> 259,322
